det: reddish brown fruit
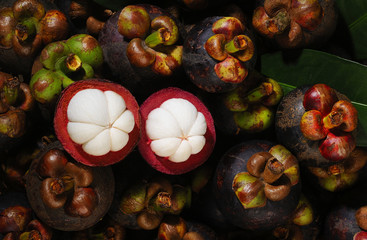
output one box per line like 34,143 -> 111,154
54,79 -> 141,166
138,87 -> 216,175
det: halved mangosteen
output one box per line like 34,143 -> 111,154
25,140 -> 115,231
275,83 -> 358,168
54,79 -> 141,167
138,87 -> 216,175
213,140 -> 301,231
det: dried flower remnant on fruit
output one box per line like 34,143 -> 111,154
252,0 -> 323,48
145,98 -> 207,163
118,5 -> 182,76
205,17 -> 255,84
37,148 -> 98,218
300,84 -> 358,162
66,89 -> 135,156
232,145 -> 299,209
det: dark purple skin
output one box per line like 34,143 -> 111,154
213,140 -> 301,231
98,4 -> 187,102
0,0 -> 65,77
182,16 -> 257,93
24,141 -> 115,231
274,85 -> 354,168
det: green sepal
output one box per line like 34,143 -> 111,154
40,41 -> 71,70
233,104 -> 273,132
29,69 -> 63,104
119,182 -> 147,215
232,172 -> 266,209
293,194 -> 314,226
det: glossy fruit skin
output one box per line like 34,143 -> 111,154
183,16 -> 257,93
25,141 -> 115,231
98,4 -> 186,101
138,87 -> 216,175
275,85 -> 356,168
213,140 -> 301,231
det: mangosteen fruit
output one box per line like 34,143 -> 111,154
25,140 -> 115,231
205,71 -> 283,136
275,83 -> 358,167
213,140 -> 301,231
0,0 -> 69,76
29,33 -> 104,109
53,79 -> 141,167
251,0 -> 338,49
157,215 -> 218,240
98,4 -> 187,100
182,15 -> 257,93
0,71 -> 35,153
138,87 -> 216,175
109,175 -> 191,231
305,147 -> 367,192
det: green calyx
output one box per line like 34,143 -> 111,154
29,68 -> 63,104
32,34 -> 102,104
66,34 -> 103,68
232,172 -> 266,209
318,172 -> 359,192
119,182 -> 147,215
15,17 -> 39,42
292,194 -> 314,226
233,104 -> 274,133
2,77 -> 20,107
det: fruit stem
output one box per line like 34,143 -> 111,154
145,28 -> 171,48
55,54 -> 82,74
49,175 -> 74,195
225,35 -> 248,54
322,110 -> 343,129
149,192 -> 172,212
266,9 -> 290,35
262,158 -> 285,184
243,82 -> 273,103
15,17 -> 38,43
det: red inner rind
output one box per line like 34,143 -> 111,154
54,79 -> 141,167
138,87 -> 216,175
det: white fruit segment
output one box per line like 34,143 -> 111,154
66,89 -> 135,156
146,98 -> 207,163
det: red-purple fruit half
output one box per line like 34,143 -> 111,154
138,87 -> 216,175
252,0 -> 338,49
183,16 -> 256,93
213,140 -> 301,231
25,141 -> 115,231
54,79 -> 141,167
275,83 -> 358,167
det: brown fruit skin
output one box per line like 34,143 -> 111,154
275,85 -> 356,168
251,0 -> 338,49
25,141 -> 115,231
213,140 -> 301,231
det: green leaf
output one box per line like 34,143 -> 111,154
335,0 -> 367,25
349,13 -> 367,60
260,49 -> 367,146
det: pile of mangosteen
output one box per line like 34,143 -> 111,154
1,0 -> 366,239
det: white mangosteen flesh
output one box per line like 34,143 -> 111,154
66,89 -> 135,156
145,98 -> 207,163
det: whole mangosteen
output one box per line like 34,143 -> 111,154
182,15 -> 257,93
98,4 -> 187,101
24,140 -> 115,231
213,140 -> 301,231
275,83 -> 358,168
